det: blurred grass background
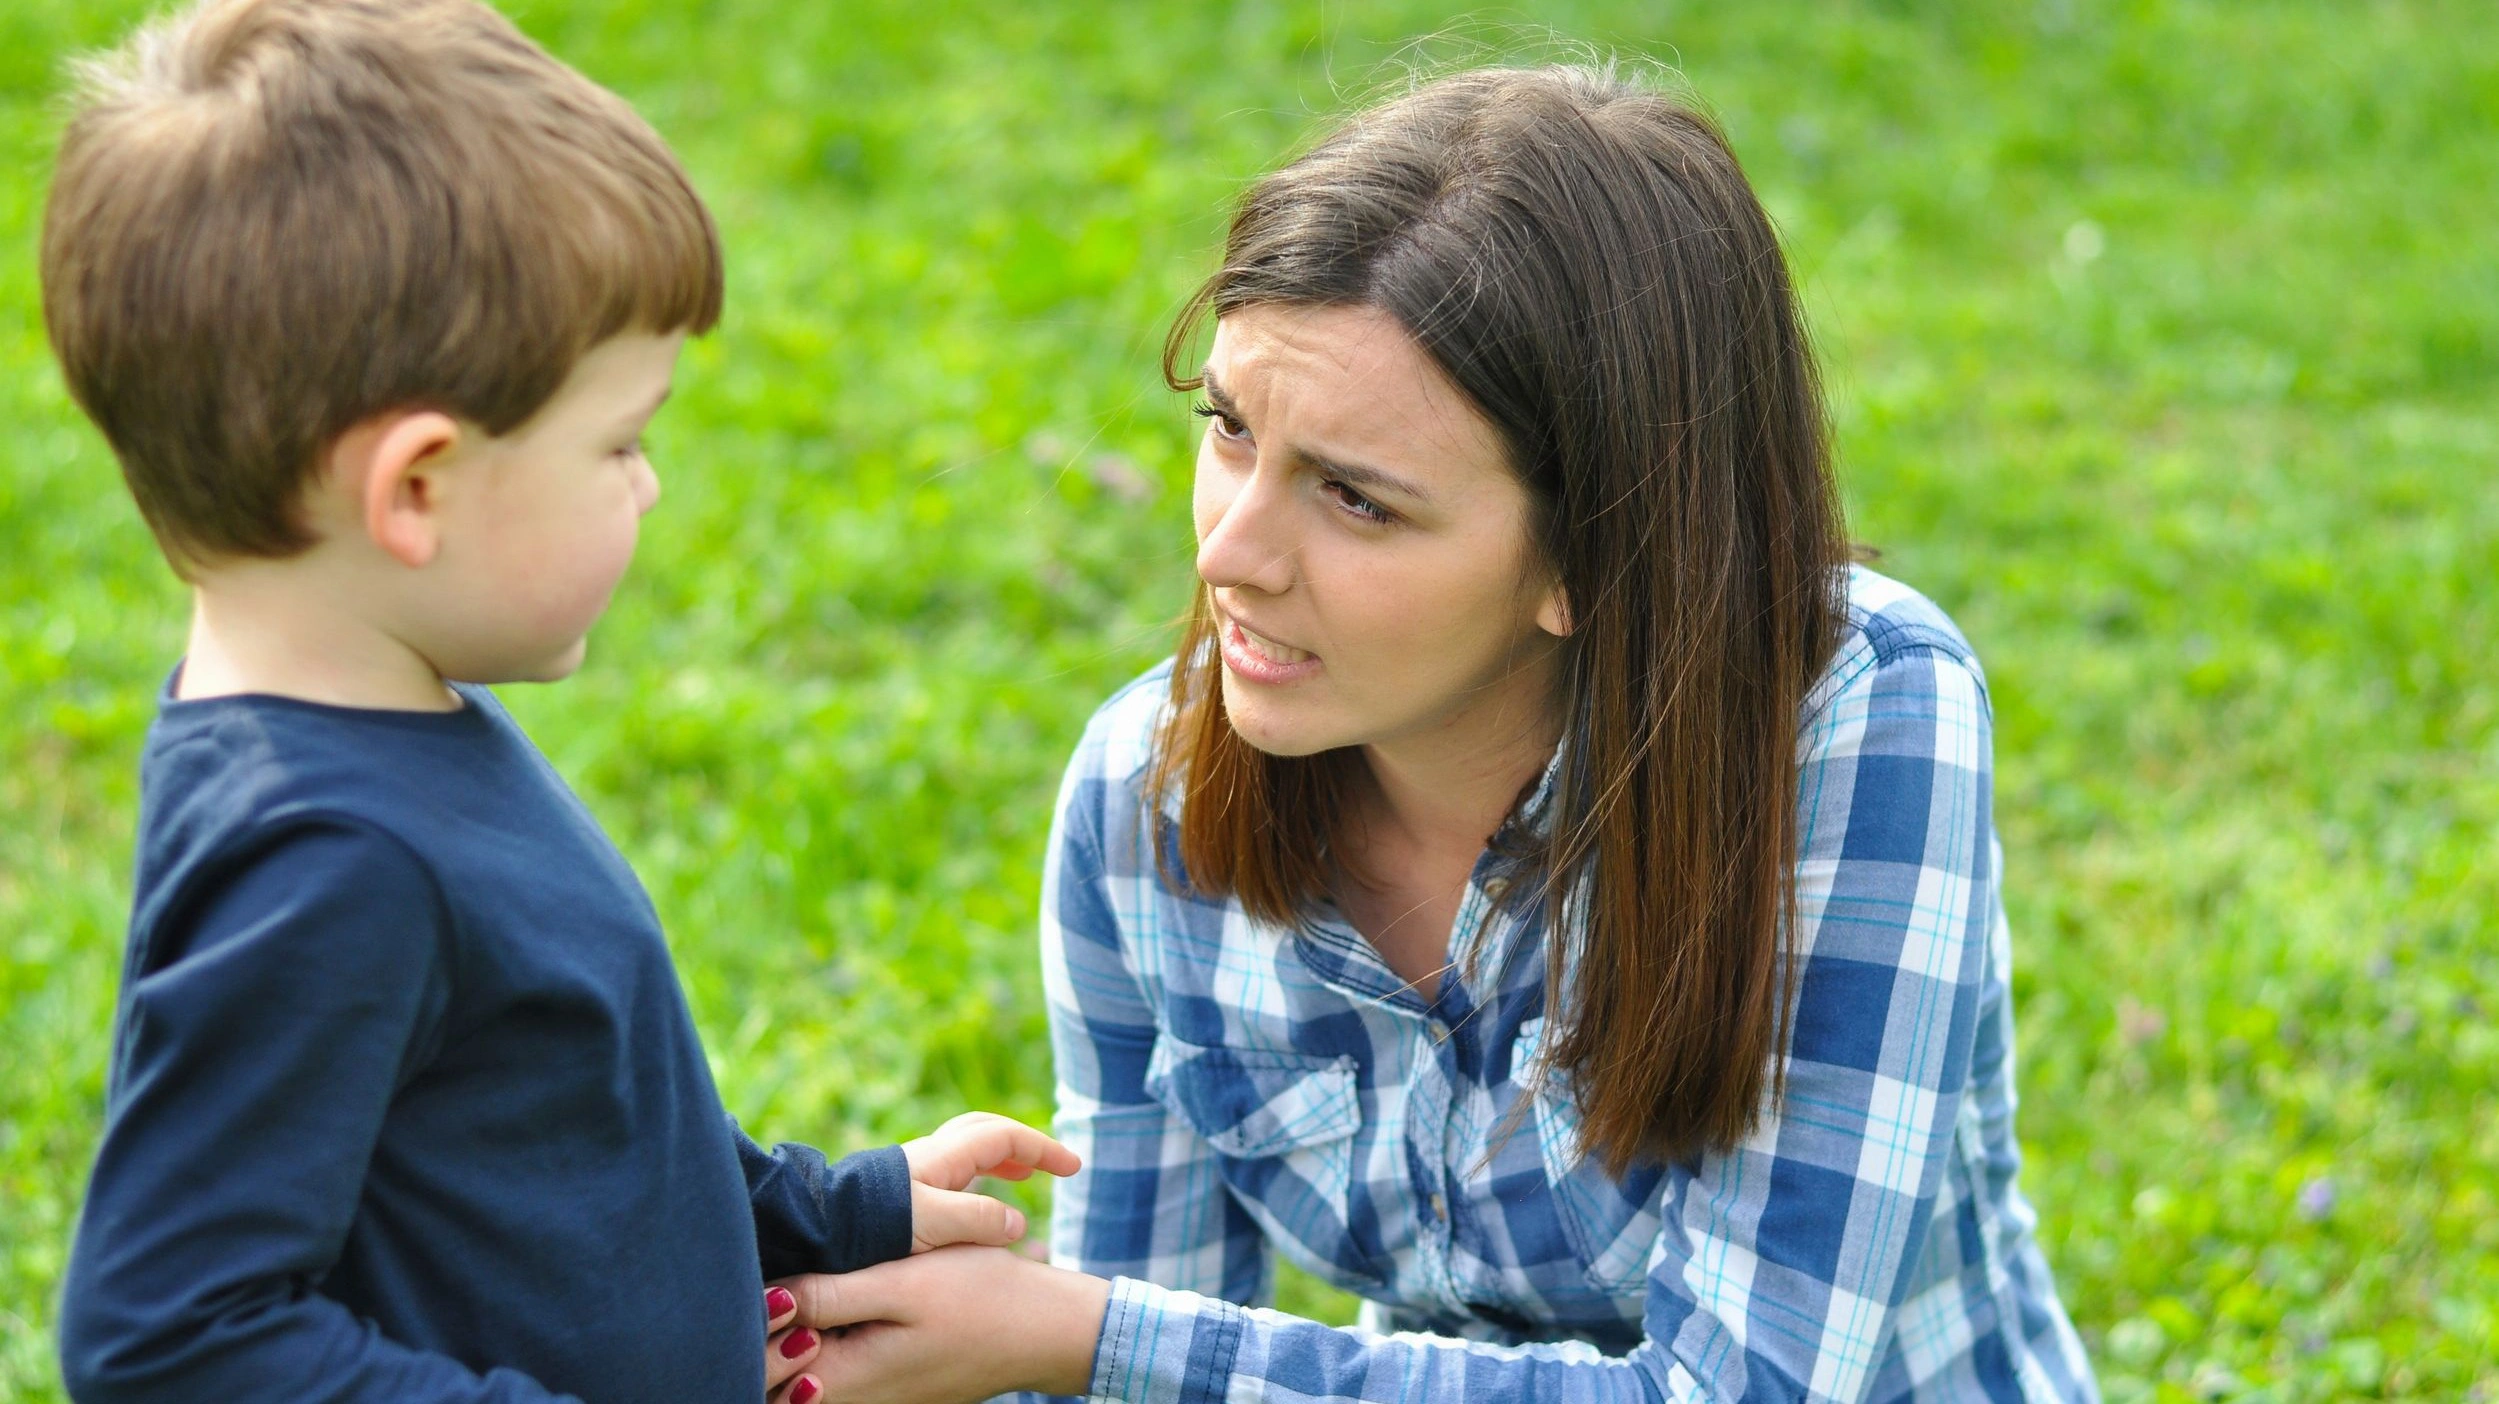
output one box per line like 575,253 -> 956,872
2,1 -> 2493,1400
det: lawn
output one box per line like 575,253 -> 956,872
1,1 -> 2492,1400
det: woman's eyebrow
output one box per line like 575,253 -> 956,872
1291,447 -> 1436,506
1199,368 -> 1437,505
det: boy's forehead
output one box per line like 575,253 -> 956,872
570,333 -> 685,409
503,333 -> 682,439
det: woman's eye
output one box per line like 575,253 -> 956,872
1324,480 -> 1394,525
1191,402 -> 1249,442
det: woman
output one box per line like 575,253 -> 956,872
772,64 -> 2098,1404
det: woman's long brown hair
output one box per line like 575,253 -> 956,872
1149,66 -> 1848,1174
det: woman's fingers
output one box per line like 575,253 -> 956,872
764,1324 -> 821,1392
785,1268 -> 899,1330
770,1372 -> 822,1404
763,1283 -> 820,1395
910,1182 -> 1026,1251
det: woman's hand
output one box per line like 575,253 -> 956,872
764,1284 -> 826,1404
771,1246 -> 1111,1404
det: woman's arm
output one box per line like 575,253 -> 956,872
781,641 -> 2009,1404
1033,734 -> 1270,1307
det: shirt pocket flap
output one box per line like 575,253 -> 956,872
1510,1016 -> 1663,1292
1145,1036 -> 1361,1159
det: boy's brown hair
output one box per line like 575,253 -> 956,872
41,0 -> 723,572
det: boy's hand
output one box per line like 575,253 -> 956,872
901,1112 -> 1080,1254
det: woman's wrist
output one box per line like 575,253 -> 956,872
1012,1258 -> 1113,1396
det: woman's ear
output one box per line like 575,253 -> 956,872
1535,583 -> 1574,638
332,410 -> 465,568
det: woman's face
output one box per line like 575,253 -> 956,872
1192,304 -> 1570,762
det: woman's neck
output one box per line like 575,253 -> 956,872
1351,674 -> 1562,874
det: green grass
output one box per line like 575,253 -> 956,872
3,1 -> 2493,1399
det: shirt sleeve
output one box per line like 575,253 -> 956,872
737,1130 -> 914,1276
1079,642 -> 2001,1404
995,726 -> 1272,1404
58,819 -> 576,1404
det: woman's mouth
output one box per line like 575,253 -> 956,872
1219,617 -> 1322,684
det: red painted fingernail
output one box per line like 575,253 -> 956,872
765,1286 -> 796,1320
792,1378 -> 821,1404
779,1327 -> 818,1360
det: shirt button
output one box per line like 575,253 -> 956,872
1430,1193 -> 1447,1221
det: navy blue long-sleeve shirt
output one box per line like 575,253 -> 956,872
59,681 -> 912,1402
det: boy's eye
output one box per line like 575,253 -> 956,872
1191,402 -> 1249,441
614,439 -> 645,460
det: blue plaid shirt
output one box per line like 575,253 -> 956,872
1032,568 -> 2097,1404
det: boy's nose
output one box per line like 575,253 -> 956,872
634,458 -> 661,514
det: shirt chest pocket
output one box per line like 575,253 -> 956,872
1512,1018 -> 1667,1295
1144,1035 -> 1384,1280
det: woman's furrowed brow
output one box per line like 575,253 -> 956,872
1202,364 -> 1433,504
1291,447 -> 1435,505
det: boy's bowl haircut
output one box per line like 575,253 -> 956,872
41,0 -> 723,575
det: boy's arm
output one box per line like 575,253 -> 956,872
58,820 -> 575,1404
734,1128 -> 915,1277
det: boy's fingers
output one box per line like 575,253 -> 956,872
960,1120 -> 1080,1179
908,1115 -> 1080,1188
912,1184 -> 1025,1251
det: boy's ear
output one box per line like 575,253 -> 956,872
333,410 -> 466,568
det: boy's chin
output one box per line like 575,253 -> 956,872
440,636 -> 590,686
516,637 -> 591,683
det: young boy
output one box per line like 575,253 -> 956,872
43,2 -> 1074,1400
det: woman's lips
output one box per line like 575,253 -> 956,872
1218,616 -> 1322,684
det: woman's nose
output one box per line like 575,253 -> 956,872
1194,466 -> 1296,595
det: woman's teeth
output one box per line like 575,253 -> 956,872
1239,625 -> 1312,664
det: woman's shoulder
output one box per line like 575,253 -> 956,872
1837,563 -> 1982,668
1810,564 -> 1990,717
1065,657 -> 1177,789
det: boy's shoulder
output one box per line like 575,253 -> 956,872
130,681 -> 562,931
141,678 -> 514,823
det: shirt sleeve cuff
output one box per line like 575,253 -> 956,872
844,1142 -> 914,1266
1088,1276 -> 1248,1404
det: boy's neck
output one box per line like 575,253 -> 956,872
180,563 -> 460,712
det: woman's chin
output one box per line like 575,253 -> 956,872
1219,683 -> 1345,758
